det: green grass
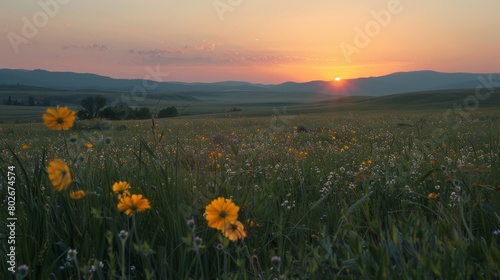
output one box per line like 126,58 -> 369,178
1,109 -> 500,279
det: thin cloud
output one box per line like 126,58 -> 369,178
63,43 -> 107,51
140,55 -> 213,65
129,41 -> 337,66
183,41 -> 218,52
140,53 -> 337,66
128,48 -> 183,55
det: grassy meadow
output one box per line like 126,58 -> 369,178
1,106 -> 500,279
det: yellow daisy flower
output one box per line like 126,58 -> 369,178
47,159 -> 72,191
205,197 -> 239,231
117,194 -> 151,216
43,105 -> 76,130
428,192 -> 438,199
112,181 -> 131,198
70,190 -> 86,200
223,220 -> 247,242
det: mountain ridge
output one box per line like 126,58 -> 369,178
1,68 -> 499,96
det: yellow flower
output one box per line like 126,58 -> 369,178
70,190 -> 86,200
428,192 -> 438,199
86,142 -> 93,148
21,144 -> 28,150
246,218 -> 261,228
112,181 -> 131,198
117,194 -> 151,216
223,220 -> 247,241
205,197 -> 239,231
43,105 -> 76,130
47,159 -> 72,191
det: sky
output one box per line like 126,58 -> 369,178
1,0 -> 500,83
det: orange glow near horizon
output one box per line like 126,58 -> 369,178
327,75 -> 349,96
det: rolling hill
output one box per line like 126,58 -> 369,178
1,69 -> 500,96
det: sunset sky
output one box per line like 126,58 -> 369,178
1,0 -> 499,83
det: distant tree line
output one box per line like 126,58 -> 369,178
158,107 -> 179,118
77,95 -> 178,120
3,96 -> 53,106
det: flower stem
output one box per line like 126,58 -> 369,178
121,238 -> 126,280
61,129 -> 70,158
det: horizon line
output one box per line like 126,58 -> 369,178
2,68 -> 500,85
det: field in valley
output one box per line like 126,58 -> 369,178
1,104 -> 500,279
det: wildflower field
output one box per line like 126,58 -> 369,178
1,108 -> 500,279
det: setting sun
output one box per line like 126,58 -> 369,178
335,77 -> 342,82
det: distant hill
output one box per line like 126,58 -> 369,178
0,84 -> 58,92
1,68 -> 499,96
0,69 -> 272,93
319,88 -> 500,110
